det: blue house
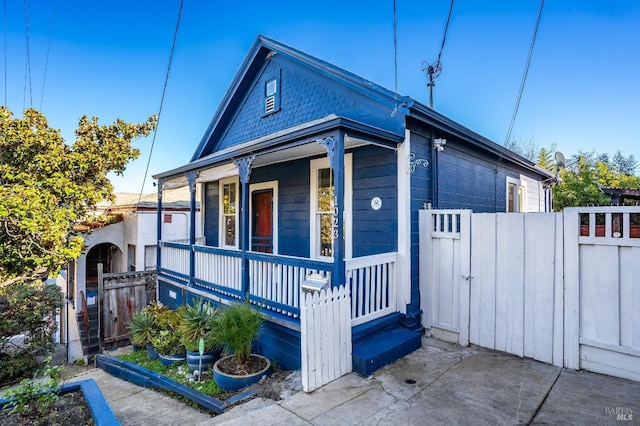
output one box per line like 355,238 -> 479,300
153,35 -> 553,375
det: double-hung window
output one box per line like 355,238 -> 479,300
506,176 -> 527,212
220,177 -> 239,248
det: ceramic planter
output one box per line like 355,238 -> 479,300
146,344 -> 159,360
186,349 -> 220,372
213,354 -> 270,391
159,353 -> 186,367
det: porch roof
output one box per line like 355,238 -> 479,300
153,114 -> 404,186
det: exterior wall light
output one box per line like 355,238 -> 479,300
433,138 -> 447,152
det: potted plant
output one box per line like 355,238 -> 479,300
151,307 -> 185,366
179,298 -> 220,372
211,301 -> 270,391
129,310 -> 156,352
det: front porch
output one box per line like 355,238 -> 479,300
159,241 -> 398,327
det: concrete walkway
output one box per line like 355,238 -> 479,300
69,338 -> 640,425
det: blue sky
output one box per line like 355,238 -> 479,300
3,1 -> 639,194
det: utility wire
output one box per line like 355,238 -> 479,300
138,0 -> 184,203
436,0 -> 454,65
4,0 -> 7,106
39,0 -> 56,111
23,0 -> 32,108
391,0 -> 398,116
504,0 -> 544,146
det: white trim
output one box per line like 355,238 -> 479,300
397,130 -> 411,312
506,176 -> 526,213
249,181 -> 279,254
309,154 -> 353,260
219,176 -> 240,248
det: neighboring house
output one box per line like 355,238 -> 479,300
60,187 -> 200,361
153,36 -> 554,375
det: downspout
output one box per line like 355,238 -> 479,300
431,132 -> 438,208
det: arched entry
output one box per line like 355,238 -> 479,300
85,243 -> 121,290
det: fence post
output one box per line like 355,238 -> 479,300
563,210 -> 580,369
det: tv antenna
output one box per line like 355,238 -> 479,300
421,0 -> 454,108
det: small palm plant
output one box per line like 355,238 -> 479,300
211,301 -> 263,367
179,298 -> 218,352
129,310 -> 156,347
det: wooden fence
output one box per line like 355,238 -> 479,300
300,286 -> 352,392
420,207 -> 640,382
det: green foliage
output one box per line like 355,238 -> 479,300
179,298 -> 218,352
3,357 -> 64,420
0,281 -> 63,385
0,106 -> 156,286
149,306 -> 184,355
129,310 -> 157,346
553,153 -> 640,210
211,302 -> 263,364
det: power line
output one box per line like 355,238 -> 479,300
421,0 -> 454,108
3,0 -> 7,106
138,0 -> 184,203
391,0 -> 398,116
39,0 -> 56,111
23,0 -> 32,108
504,0 -> 544,146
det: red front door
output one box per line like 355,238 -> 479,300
252,190 -> 273,253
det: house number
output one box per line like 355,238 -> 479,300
371,197 -> 382,210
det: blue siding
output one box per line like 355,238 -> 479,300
211,55 -> 403,155
203,182 -> 219,246
158,280 -> 184,310
258,322 -> 301,371
252,158 -> 310,257
408,132 -> 433,321
437,145 -> 508,212
352,145 -> 398,257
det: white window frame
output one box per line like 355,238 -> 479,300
219,176 -> 240,248
309,154 -> 352,260
506,176 -> 527,213
249,180 -> 279,254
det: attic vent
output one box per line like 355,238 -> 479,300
265,95 -> 276,114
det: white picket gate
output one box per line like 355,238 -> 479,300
300,286 -> 352,392
420,207 -> 640,382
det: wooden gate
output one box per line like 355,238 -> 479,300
419,209 -> 471,346
300,285 -> 352,392
98,265 -> 155,349
420,207 -> 640,381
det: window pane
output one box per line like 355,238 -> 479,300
317,168 -> 333,212
223,183 -> 236,214
266,79 -> 277,96
508,183 -> 516,212
225,216 -> 236,246
319,213 -> 333,257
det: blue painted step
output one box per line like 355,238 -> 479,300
352,326 -> 422,376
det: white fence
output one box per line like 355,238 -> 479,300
420,207 -> 640,382
346,252 -> 397,326
300,286 -> 352,392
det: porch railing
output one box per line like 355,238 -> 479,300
158,242 -> 398,325
159,242 -> 190,282
346,252 -> 397,326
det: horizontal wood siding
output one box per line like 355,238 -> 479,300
352,146 -> 397,257
252,158 -> 310,257
203,182 -> 219,246
259,321 -> 301,371
437,146 -> 506,212
158,280 -> 184,309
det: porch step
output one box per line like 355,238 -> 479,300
352,326 -> 421,376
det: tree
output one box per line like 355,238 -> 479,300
0,107 -> 157,286
0,107 -> 156,383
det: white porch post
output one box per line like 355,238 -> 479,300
396,129 -> 411,312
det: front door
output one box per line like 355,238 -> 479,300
252,189 -> 273,253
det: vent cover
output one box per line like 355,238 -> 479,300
265,96 -> 276,114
